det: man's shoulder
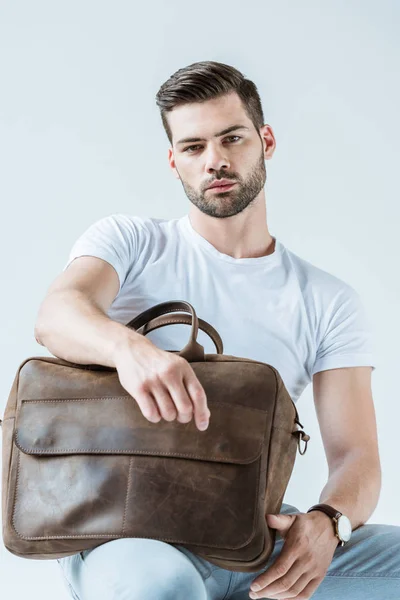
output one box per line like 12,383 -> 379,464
85,212 -> 180,247
104,212 -> 179,236
282,243 -> 357,302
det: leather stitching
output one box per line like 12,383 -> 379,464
11,447 -> 263,548
141,316 -> 220,352
18,397 -> 267,413
13,441 -> 263,462
122,457 -> 133,535
15,398 -> 266,459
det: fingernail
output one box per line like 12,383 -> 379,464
198,421 -> 209,430
249,593 -> 258,599
251,583 -> 261,591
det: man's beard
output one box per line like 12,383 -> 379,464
178,151 -> 267,219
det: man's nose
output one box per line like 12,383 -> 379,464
204,146 -> 231,173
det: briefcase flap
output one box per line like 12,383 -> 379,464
14,396 -> 270,464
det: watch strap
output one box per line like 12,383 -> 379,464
307,503 -> 342,520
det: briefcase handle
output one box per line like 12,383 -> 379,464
134,313 -> 223,355
126,300 -> 221,362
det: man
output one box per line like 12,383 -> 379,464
35,61 -> 400,599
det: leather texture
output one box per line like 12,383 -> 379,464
1,300 -> 310,572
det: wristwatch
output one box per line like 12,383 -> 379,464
307,503 -> 352,546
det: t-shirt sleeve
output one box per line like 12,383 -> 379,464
63,213 -> 136,293
312,284 -> 376,375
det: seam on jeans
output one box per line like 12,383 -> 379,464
56,556 -> 83,600
79,548 -> 127,600
220,570 -> 235,600
67,581 -> 81,600
176,546 -> 214,581
326,573 -> 400,579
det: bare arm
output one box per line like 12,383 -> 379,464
35,292 -> 131,367
34,255 -> 210,431
312,366 -> 381,529
315,450 -> 381,531
34,257 -> 133,367
250,367 -> 381,600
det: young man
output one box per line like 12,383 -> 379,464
35,61 -> 399,600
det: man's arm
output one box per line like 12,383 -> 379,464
312,366 -> 381,529
34,255 -> 136,366
34,255 -> 210,430
249,366 -> 382,598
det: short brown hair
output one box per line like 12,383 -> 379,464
155,60 -> 265,145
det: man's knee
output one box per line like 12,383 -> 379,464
342,522 -> 400,575
362,523 -> 400,550
354,522 -> 400,543
128,561 -> 207,600
77,539 -> 208,600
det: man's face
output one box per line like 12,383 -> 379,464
167,92 -> 275,219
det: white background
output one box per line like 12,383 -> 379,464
0,0 -> 399,597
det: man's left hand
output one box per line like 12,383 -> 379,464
249,511 -> 340,599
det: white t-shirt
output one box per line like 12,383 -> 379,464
63,213 -> 375,403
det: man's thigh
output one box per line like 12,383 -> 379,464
56,503 -> 300,600
56,537 -> 210,600
326,520 -> 400,576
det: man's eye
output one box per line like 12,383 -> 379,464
183,136 -> 241,153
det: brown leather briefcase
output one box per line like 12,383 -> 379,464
1,300 -> 310,572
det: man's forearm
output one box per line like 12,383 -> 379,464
34,289 -> 142,368
316,450 -> 381,530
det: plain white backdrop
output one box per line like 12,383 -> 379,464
0,1 -> 399,598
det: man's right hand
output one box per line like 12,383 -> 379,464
113,334 -> 211,431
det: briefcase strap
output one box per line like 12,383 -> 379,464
126,300 -> 206,362
135,313 -> 223,354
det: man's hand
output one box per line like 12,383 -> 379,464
113,333 -> 211,432
249,511 -> 339,599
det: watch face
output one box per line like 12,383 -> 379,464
337,515 -> 352,542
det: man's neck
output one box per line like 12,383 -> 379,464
188,203 -> 274,260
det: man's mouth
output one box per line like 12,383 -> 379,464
207,183 -> 237,192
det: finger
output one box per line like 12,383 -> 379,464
257,567 -> 310,599
272,574 -> 310,599
132,385 -> 162,423
295,576 -> 324,599
274,576 -> 323,600
164,379 -> 194,424
183,371 -> 210,431
150,380 -> 179,422
250,546 -> 297,593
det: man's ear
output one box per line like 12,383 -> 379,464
168,148 -> 180,179
260,124 -> 276,160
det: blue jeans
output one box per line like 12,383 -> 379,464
56,502 -> 400,599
